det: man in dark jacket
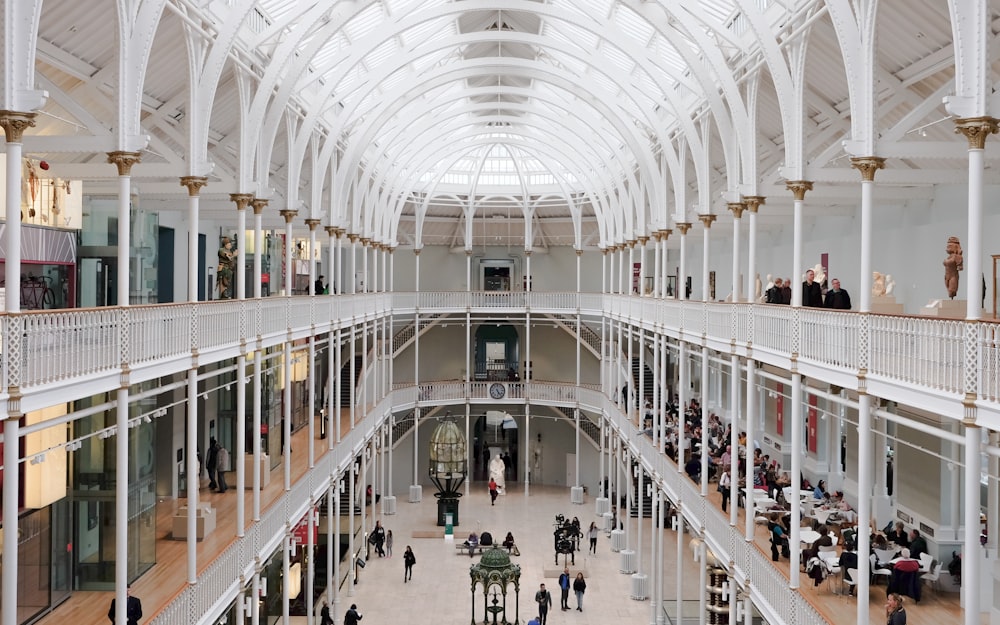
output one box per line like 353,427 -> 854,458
824,278 -> 852,310
802,269 -> 823,307
765,278 -> 784,304
108,585 -> 142,625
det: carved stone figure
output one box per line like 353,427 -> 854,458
885,274 -> 895,296
217,237 -> 236,299
489,454 -> 506,491
754,273 -> 763,301
872,272 -> 886,297
943,236 -> 964,299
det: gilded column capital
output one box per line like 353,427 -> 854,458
954,116 -> 1000,150
637,236 -> 649,245
413,248 -> 421,256
785,180 -> 814,201
697,214 -> 717,229
229,193 -> 254,211
661,229 -> 672,241
107,151 -> 142,176
727,202 -> 746,219
626,240 -> 636,249
524,250 -> 532,257
324,226 -> 338,238
675,222 -> 692,235
348,233 -> 359,243
743,196 -> 765,213
179,175 -> 208,197
849,156 -> 887,182
279,209 -> 298,224
251,198 -> 269,215
360,237 -> 371,247
575,249 -> 583,256
305,218 -> 322,231
0,111 -> 37,143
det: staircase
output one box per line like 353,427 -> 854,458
391,314 -> 447,356
553,406 -> 600,445
339,355 -> 363,406
629,468 -> 654,518
631,357 -> 655,407
546,314 -> 602,358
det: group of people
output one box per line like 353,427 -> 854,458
531,572 -> 587,625
205,437 -> 230,492
368,520 -> 393,558
763,269 -> 852,310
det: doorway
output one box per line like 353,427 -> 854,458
77,253 -> 118,307
480,259 -> 515,291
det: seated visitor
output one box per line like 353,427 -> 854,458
503,532 -> 515,552
466,532 -> 479,557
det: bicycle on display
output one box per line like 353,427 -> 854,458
20,275 -> 55,310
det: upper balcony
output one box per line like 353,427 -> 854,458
2,292 -> 998,427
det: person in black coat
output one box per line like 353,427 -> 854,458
802,270 -> 823,307
839,546 -> 860,595
824,278 -> 852,310
344,604 -> 363,625
108,585 -> 143,625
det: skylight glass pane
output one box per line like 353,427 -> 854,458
364,37 -> 399,72
613,5 -> 655,44
342,2 -> 386,42
602,43 -> 636,78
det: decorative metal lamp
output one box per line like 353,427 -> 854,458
428,417 -> 467,526
470,546 -> 521,625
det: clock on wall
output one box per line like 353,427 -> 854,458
489,383 -> 506,399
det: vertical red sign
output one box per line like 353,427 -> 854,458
807,393 -> 818,453
776,383 -> 784,436
632,263 -> 641,293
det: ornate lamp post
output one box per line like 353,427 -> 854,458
429,418 -> 467,526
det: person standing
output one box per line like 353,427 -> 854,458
719,468 -> 731,513
107,584 -> 143,625
215,443 -> 229,493
587,522 -> 599,554
489,478 -> 498,506
824,278 -> 852,310
315,275 -> 326,295
534,583 -> 552,625
572,573 -> 586,611
802,269 -> 823,307
558,568 -> 570,610
371,521 -> 386,557
385,529 -> 393,557
403,545 -> 416,582
320,600 -> 333,625
886,593 -> 906,625
344,604 -> 363,625
205,438 -> 219,491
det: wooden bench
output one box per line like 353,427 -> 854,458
455,543 -> 520,556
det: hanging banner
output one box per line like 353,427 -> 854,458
632,263 -> 641,293
807,393 -> 818,453
776,383 -> 784,436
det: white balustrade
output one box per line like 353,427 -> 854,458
980,323 -> 1000,402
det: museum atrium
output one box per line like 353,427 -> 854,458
1,1 -> 1000,625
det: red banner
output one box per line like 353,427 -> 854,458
292,509 -> 318,545
632,263 -> 641,293
776,383 -> 784,436
807,393 -> 818,453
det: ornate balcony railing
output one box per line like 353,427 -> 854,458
2,292 -> 997,420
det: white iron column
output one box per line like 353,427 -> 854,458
111,152 -> 140,304
728,203 -> 744,301
785,181 -> 812,307
698,215 -> 715,302
955,117 -> 998,320
730,355 -> 740,526
856,392 -> 873,625
743,197 -> 764,303
700,347 -> 709,495
576,249 -> 582,293
252,199 -> 267,298
280,210 -> 296,297
677,224 -> 691,300
307,219 -> 321,295
744,359 -> 757,540
660,230 -> 672,298
652,232 -> 662,297
349,234 -> 358,294
850,158 -> 885,312
414,248 -> 421,292
361,238 -> 370,293
335,228 -> 345,294
326,227 -> 337,296
639,236 -> 649,295
1,112 -> 36,313
232,194 -> 251,533
789,369 -> 803,587
525,250 -> 532,292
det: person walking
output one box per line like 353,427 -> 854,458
215,443 -> 229,492
558,568 -> 570,610
344,604 -> 363,625
320,600 -> 333,625
385,529 -> 393,557
573,573 -> 586,611
107,584 -> 143,625
489,477 -> 499,506
719,468 -> 731,512
403,545 -> 416,582
534,584 -> 552,625
886,593 -> 906,625
371,521 -> 386,557
587,522 -> 599,554
205,438 -> 219,490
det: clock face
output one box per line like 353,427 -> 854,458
489,383 -> 506,399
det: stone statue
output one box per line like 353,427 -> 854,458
217,237 -> 236,299
489,454 -> 506,491
943,236 -> 964,299
885,274 -> 895,296
754,273 -> 763,301
872,272 -> 886,297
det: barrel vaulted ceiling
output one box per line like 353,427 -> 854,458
15,0 -> 1000,249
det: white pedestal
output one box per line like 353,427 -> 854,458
871,295 -> 905,315
596,497 -> 610,516
921,299 -> 967,319
610,528 -> 625,552
409,484 -> 422,503
571,486 -> 584,504
630,573 -> 648,600
619,548 -> 636,573
383,495 -> 397,515
172,504 -> 216,540
244,454 -> 270,489
602,512 -> 613,532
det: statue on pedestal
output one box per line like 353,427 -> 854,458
489,454 -> 506,492
872,272 -> 886,297
217,237 -> 236,299
943,236 -> 963,299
